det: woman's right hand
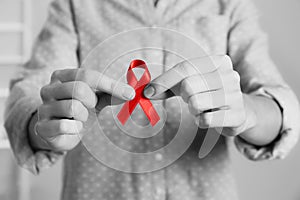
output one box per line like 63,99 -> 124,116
28,69 -> 135,152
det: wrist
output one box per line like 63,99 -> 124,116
239,94 -> 258,134
237,94 -> 282,146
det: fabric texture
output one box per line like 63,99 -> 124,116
4,0 -> 300,199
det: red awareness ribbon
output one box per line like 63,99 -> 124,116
117,60 -> 160,126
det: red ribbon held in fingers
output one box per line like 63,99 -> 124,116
117,60 -> 160,126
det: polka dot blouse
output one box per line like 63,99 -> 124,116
4,0 -> 300,200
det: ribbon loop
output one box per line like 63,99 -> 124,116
117,60 -> 160,126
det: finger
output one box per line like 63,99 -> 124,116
35,119 -> 83,139
144,55 -> 228,99
180,73 -> 223,102
95,92 -> 127,111
49,134 -> 83,151
38,100 -> 89,122
182,69 -> 240,102
35,119 -> 83,151
46,134 -> 82,151
195,109 -> 244,130
41,81 -> 97,108
51,69 -> 135,100
216,55 -> 233,71
188,90 -> 230,116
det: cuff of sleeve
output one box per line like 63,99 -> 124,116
235,85 -> 300,160
4,96 -> 65,175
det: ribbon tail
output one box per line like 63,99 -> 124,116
117,100 -> 139,125
139,98 -> 160,126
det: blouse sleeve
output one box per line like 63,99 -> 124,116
4,0 -> 78,174
227,0 -> 300,160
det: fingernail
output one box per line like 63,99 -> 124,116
122,87 -> 135,100
144,85 -> 155,98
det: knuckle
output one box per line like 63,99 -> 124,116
73,82 -> 96,108
225,72 -> 241,92
180,80 -> 190,101
232,71 -> 240,82
48,136 -> 67,150
64,100 -> 73,113
78,69 -> 88,82
72,100 -> 88,121
181,79 -> 192,94
177,62 -> 185,72
200,77 -> 210,91
37,105 -> 48,119
56,135 -> 79,151
188,102 -> 194,114
218,56 -> 233,72
224,55 -> 233,69
51,70 -> 60,81
74,82 -> 87,99
74,100 -> 87,120
62,100 -> 75,118
199,114 -> 211,128
40,85 -> 49,100
70,100 -> 81,114
177,62 -> 192,76
109,80 -> 116,93
81,109 -> 89,122
58,120 -> 68,133
181,80 -> 187,92
188,97 -> 201,114
75,121 -> 83,131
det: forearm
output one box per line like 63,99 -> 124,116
239,94 -> 282,146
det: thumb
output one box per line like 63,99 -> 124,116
95,92 -> 130,112
143,83 -> 179,100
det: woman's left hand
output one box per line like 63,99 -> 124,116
143,55 -> 256,137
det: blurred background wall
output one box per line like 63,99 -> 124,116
231,1 -> 300,200
0,0 -> 299,200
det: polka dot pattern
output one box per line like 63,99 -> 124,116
5,0 -> 299,200
61,0 -> 240,199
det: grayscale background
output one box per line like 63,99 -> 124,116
0,0 -> 299,200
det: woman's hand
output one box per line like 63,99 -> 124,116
144,55 -> 256,137
29,69 -> 135,151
